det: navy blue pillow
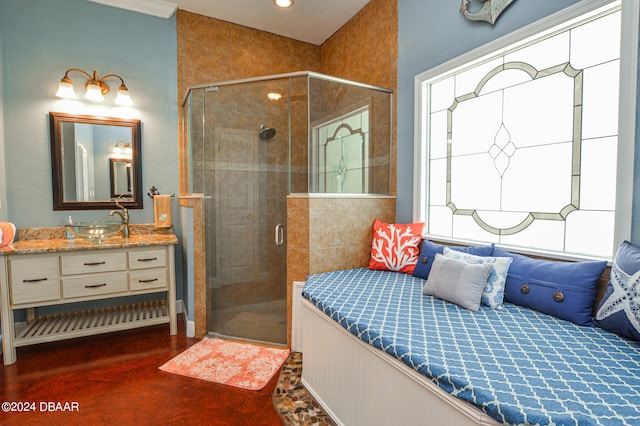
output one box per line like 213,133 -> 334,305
412,239 -> 494,279
495,248 -> 607,326
594,241 -> 640,342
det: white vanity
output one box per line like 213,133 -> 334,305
0,233 -> 178,365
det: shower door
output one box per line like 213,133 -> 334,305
203,80 -> 289,345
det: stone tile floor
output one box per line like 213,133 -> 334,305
272,352 -> 336,425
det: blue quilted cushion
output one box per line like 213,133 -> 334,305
594,241 -> 640,342
495,248 -> 607,326
412,239 -> 494,280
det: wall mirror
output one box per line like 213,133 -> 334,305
110,158 -> 133,198
49,112 -> 143,210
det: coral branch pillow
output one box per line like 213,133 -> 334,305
368,220 -> 425,274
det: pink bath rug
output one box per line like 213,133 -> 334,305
159,337 -> 290,390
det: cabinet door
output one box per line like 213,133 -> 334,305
10,254 -> 60,305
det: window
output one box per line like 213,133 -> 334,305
311,106 -> 370,193
414,0 -> 638,260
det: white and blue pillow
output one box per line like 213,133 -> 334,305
442,247 -> 512,309
412,239 -> 494,280
594,241 -> 640,341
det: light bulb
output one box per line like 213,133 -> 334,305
56,80 -> 77,99
115,86 -> 133,106
84,82 -> 104,102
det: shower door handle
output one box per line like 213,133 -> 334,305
275,224 -> 284,246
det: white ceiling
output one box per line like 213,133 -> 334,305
88,0 -> 372,45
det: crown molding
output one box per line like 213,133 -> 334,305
87,0 -> 177,19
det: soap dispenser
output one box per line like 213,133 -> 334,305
66,216 -> 74,239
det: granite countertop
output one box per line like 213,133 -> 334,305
0,226 -> 178,255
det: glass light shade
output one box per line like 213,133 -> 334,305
273,0 -> 293,7
56,81 -> 77,99
113,141 -> 133,158
114,87 -> 133,106
84,82 -> 105,101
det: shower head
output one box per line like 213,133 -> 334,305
259,125 -> 276,140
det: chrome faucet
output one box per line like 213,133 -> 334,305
109,201 -> 130,238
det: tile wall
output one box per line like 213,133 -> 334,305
177,0 -> 399,345
320,0 -> 398,195
177,10 -> 322,195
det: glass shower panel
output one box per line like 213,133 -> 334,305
183,72 -> 393,347
289,76 -> 310,194
187,88 -> 205,195
308,76 -> 392,194
202,79 -> 289,345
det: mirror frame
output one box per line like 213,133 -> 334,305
109,158 -> 133,199
49,112 -> 143,210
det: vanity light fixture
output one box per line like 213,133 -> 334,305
56,68 -> 133,106
267,92 -> 282,101
113,140 -> 133,156
273,0 -> 294,8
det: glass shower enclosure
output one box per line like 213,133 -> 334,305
183,72 -> 392,345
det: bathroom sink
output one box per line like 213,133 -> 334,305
66,221 -> 124,243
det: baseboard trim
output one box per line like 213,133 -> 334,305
176,299 -> 195,337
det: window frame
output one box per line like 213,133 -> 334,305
413,0 -> 639,261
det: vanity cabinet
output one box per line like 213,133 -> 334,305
0,242 -> 177,365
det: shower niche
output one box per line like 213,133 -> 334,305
183,72 -> 392,345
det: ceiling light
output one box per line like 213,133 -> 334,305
273,0 -> 294,8
56,68 -> 133,105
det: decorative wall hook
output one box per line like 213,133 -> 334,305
460,0 -> 517,25
147,186 -> 175,199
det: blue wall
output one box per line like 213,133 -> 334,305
0,0 -> 181,295
0,5 -> 6,222
396,1 -> 640,234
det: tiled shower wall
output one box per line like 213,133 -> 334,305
177,11 -> 322,194
287,195 -> 396,286
321,0 -> 398,195
178,0 -> 399,343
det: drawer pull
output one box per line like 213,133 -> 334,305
22,278 -> 48,283
84,283 -> 107,289
137,257 -> 158,262
83,261 -> 106,266
138,278 -> 159,283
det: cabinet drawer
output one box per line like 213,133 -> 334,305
62,272 -> 128,299
61,250 -> 126,275
128,247 -> 166,270
10,255 -> 60,305
130,268 -> 168,292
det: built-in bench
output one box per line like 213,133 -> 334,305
297,242 -> 640,426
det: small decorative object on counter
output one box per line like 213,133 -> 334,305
66,216 -> 75,239
0,222 -> 16,248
